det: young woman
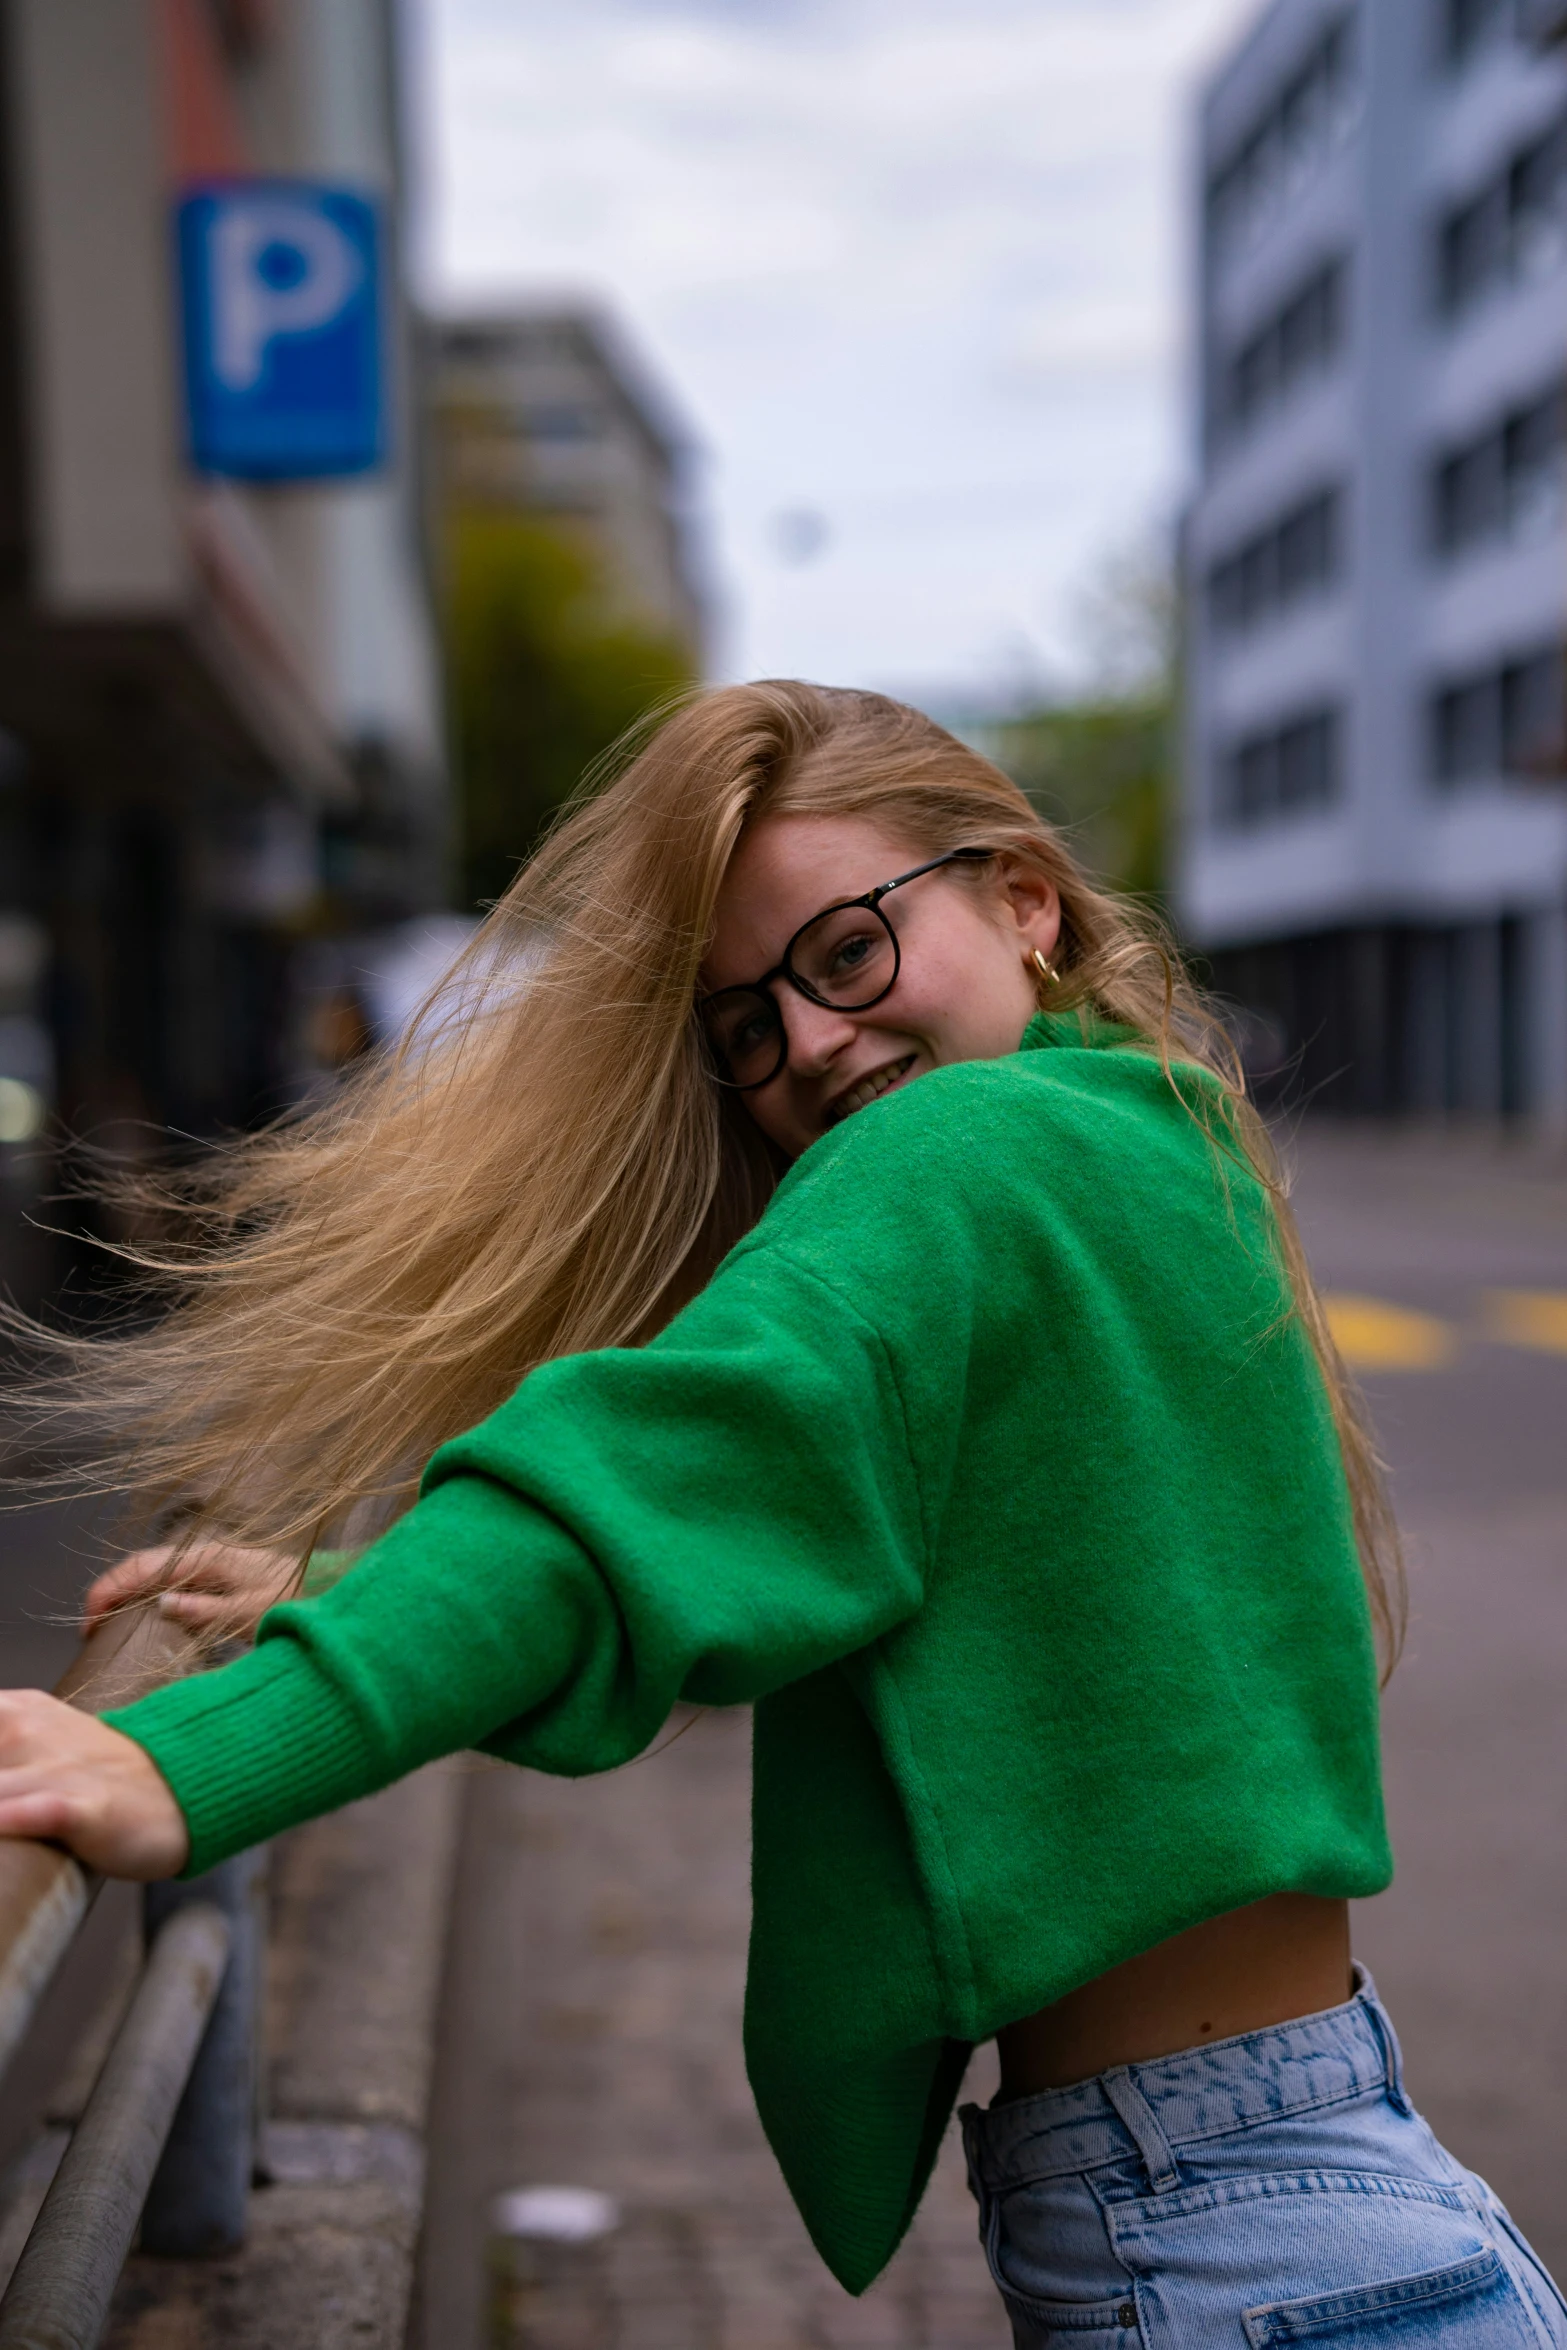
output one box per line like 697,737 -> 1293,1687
0,683 -> 1559,2344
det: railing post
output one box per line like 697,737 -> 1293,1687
137,1846 -> 268,2258
0,1602 -> 196,2095
0,1904 -> 231,2350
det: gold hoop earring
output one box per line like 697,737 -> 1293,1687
1031,948 -> 1061,988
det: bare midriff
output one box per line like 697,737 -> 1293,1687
994,1893 -> 1353,2099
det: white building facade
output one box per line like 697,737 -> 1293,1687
1180,0 -> 1567,1118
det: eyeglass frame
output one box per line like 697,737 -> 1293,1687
696,845 -> 999,1091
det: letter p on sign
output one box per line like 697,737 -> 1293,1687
178,182 -> 385,479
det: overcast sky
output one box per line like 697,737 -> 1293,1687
415,0 -> 1257,704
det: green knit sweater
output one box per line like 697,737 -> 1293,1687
107,1012 -> 1391,2290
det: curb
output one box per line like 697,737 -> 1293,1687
102,1762 -> 466,2350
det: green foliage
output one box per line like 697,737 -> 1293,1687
443,512 -> 697,908
981,533 -> 1180,906
983,692 -> 1174,905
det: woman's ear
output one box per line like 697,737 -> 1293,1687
1000,861 -> 1063,964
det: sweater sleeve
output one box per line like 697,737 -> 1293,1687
104,1243 -> 927,1875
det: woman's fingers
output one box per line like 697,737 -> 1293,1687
0,1690 -> 189,1878
155,1590 -> 264,1634
0,1786 -> 80,1844
155,1550 -> 299,1635
155,1591 -> 226,1627
81,1544 -> 297,1635
80,1548 -> 180,1631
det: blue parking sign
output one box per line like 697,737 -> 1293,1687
177,182 -> 386,479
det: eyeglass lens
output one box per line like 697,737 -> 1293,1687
702,988 -> 786,1089
701,902 -> 899,1088
789,902 -> 898,1007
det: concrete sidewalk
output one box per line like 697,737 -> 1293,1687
101,1766 -> 463,2350
416,1713 -> 1009,2350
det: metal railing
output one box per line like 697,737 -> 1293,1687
0,1607 -> 265,2350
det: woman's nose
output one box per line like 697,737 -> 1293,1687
778,991 -> 859,1076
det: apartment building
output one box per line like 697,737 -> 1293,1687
0,0 -> 445,1298
430,305 -> 708,664
1180,0 -> 1567,1118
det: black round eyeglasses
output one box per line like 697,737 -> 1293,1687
697,847 -> 997,1091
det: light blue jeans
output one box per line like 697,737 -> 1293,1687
961,1969 -> 1566,2346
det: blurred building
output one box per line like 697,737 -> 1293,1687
1180,0 -> 1567,1119
430,306 -> 707,663
0,0 -> 445,1299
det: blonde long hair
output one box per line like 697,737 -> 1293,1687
15,682 -> 1401,1668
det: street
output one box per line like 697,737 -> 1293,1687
1295,1127 -> 1567,2284
1,1124 -> 1565,2344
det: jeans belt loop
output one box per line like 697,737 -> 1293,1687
1101,2066 -> 1183,2194
1359,1977 -> 1414,2117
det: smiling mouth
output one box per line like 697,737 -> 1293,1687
827,1054 -> 917,1126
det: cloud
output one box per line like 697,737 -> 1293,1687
418,0 -> 1256,694
999,303 -> 1176,391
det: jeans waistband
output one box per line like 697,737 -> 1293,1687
962,1966 -> 1408,2196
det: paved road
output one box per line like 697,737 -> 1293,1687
1288,1127 -> 1567,2285
2,1125 -> 1565,2341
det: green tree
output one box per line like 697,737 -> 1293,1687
982,537 -> 1179,906
444,512 -> 697,909
984,694 -> 1172,904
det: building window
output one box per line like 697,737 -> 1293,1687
1432,381 -> 1566,555
1437,109 -> 1567,317
1209,487 -> 1344,638
1216,257 -> 1348,444
1222,706 -> 1343,825
1431,644 -> 1566,782
1206,17 -> 1360,261
445,328 -> 505,362
1442,0 -> 1520,68
520,405 -> 602,443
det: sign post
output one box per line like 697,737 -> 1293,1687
176,182 -> 386,480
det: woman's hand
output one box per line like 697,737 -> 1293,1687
0,1692 -> 189,1877
81,1543 -> 299,1642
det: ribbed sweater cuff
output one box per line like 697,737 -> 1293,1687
104,1640 -> 387,1877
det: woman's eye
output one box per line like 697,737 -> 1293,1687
727,1009 -> 775,1056
829,930 -> 875,974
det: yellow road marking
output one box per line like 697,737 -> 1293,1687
1480,1291 -> 1567,1356
1323,1295 -> 1458,1372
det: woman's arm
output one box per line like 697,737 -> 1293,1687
35,1239 -> 926,1880
0,1545 -> 361,1876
